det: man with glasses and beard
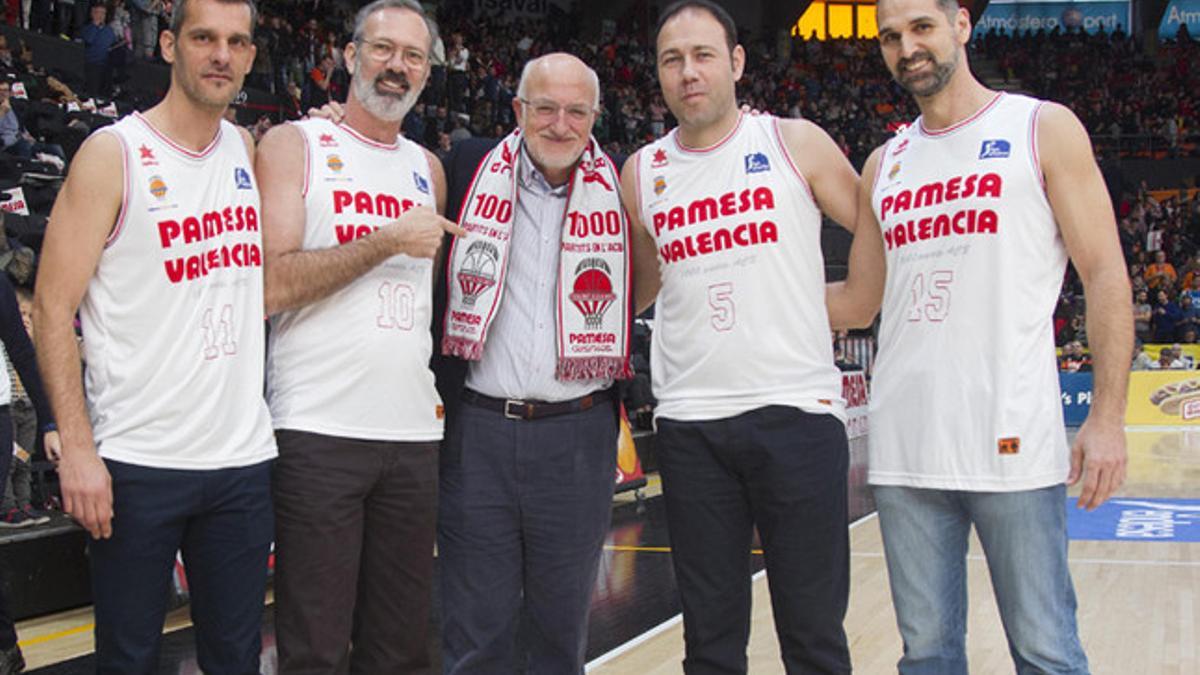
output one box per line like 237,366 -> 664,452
255,0 -> 463,671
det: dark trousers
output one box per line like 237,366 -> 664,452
438,396 -> 618,675
89,458 -> 273,675
272,430 -> 439,675
656,406 -> 851,675
0,406 -> 15,651
84,60 -> 112,99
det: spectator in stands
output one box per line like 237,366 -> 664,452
301,52 -> 334,111
1133,289 -> 1153,342
1184,274 -> 1200,307
1152,288 -> 1183,343
0,79 -> 65,162
1145,250 -> 1177,290
129,0 -> 165,61
80,3 -> 117,98
427,24 -> 444,103
1131,340 -> 1155,370
108,0 -> 134,85
1152,345 -> 1185,369
1179,293 -> 1200,340
446,31 -> 466,111
433,129 -> 450,161
1059,341 -> 1092,372
2,285 -> 50,528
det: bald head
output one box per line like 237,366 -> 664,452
516,53 -> 600,110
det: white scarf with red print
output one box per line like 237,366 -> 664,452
442,129 -> 632,381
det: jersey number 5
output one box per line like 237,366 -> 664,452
708,282 -> 735,332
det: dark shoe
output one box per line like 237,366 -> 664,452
0,509 -> 34,529
0,644 -> 24,674
21,505 -> 50,526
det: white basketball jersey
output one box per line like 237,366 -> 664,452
267,119 -> 442,441
636,114 -> 844,422
81,113 -> 276,470
868,93 -> 1069,491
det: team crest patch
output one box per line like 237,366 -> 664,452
457,241 -> 500,307
413,171 -> 430,195
744,152 -> 770,174
234,167 -> 253,190
998,436 -> 1020,455
979,139 -> 1011,159
653,175 -> 667,196
570,258 -> 616,329
651,148 -> 668,168
326,154 -> 344,173
148,175 -> 167,200
888,162 -> 901,180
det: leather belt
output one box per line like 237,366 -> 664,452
461,388 -> 614,421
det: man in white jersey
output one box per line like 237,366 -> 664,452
828,0 -> 1131,671
33,0 -> 278,673
256,1 -> 462,672
621,2 -> 861,672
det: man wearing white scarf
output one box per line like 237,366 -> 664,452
434,53 -> 632,674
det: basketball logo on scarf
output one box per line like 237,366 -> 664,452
457,241 -> 499,307
570,258 -> 616,328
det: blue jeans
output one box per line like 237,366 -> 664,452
873,484 -> 1088,675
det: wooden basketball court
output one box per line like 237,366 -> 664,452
17,427 -> 1199,673
587,427 -> 1200,674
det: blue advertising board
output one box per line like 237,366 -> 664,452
1067,498 -> 1200,542
974,1 -> 1130,36
1159,0 -> 1200,39
1059,371 -> 1093,427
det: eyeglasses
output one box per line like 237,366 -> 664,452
519,98 -> 595,123
357,39 -> 428,68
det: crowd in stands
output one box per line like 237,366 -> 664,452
977,26 -> 1199,159
1057,183 -> 1200,370
1,2 -> 1198,372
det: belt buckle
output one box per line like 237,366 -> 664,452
504,399 -> 528,420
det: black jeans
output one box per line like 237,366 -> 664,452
657,406 -> 851,675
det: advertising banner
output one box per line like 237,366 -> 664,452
974,1 -> 1130,35
842,370 -> 869,439
1127,370 -> 1200,425
1059,371 -> 1093,427
1159,0 -> 1200,39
